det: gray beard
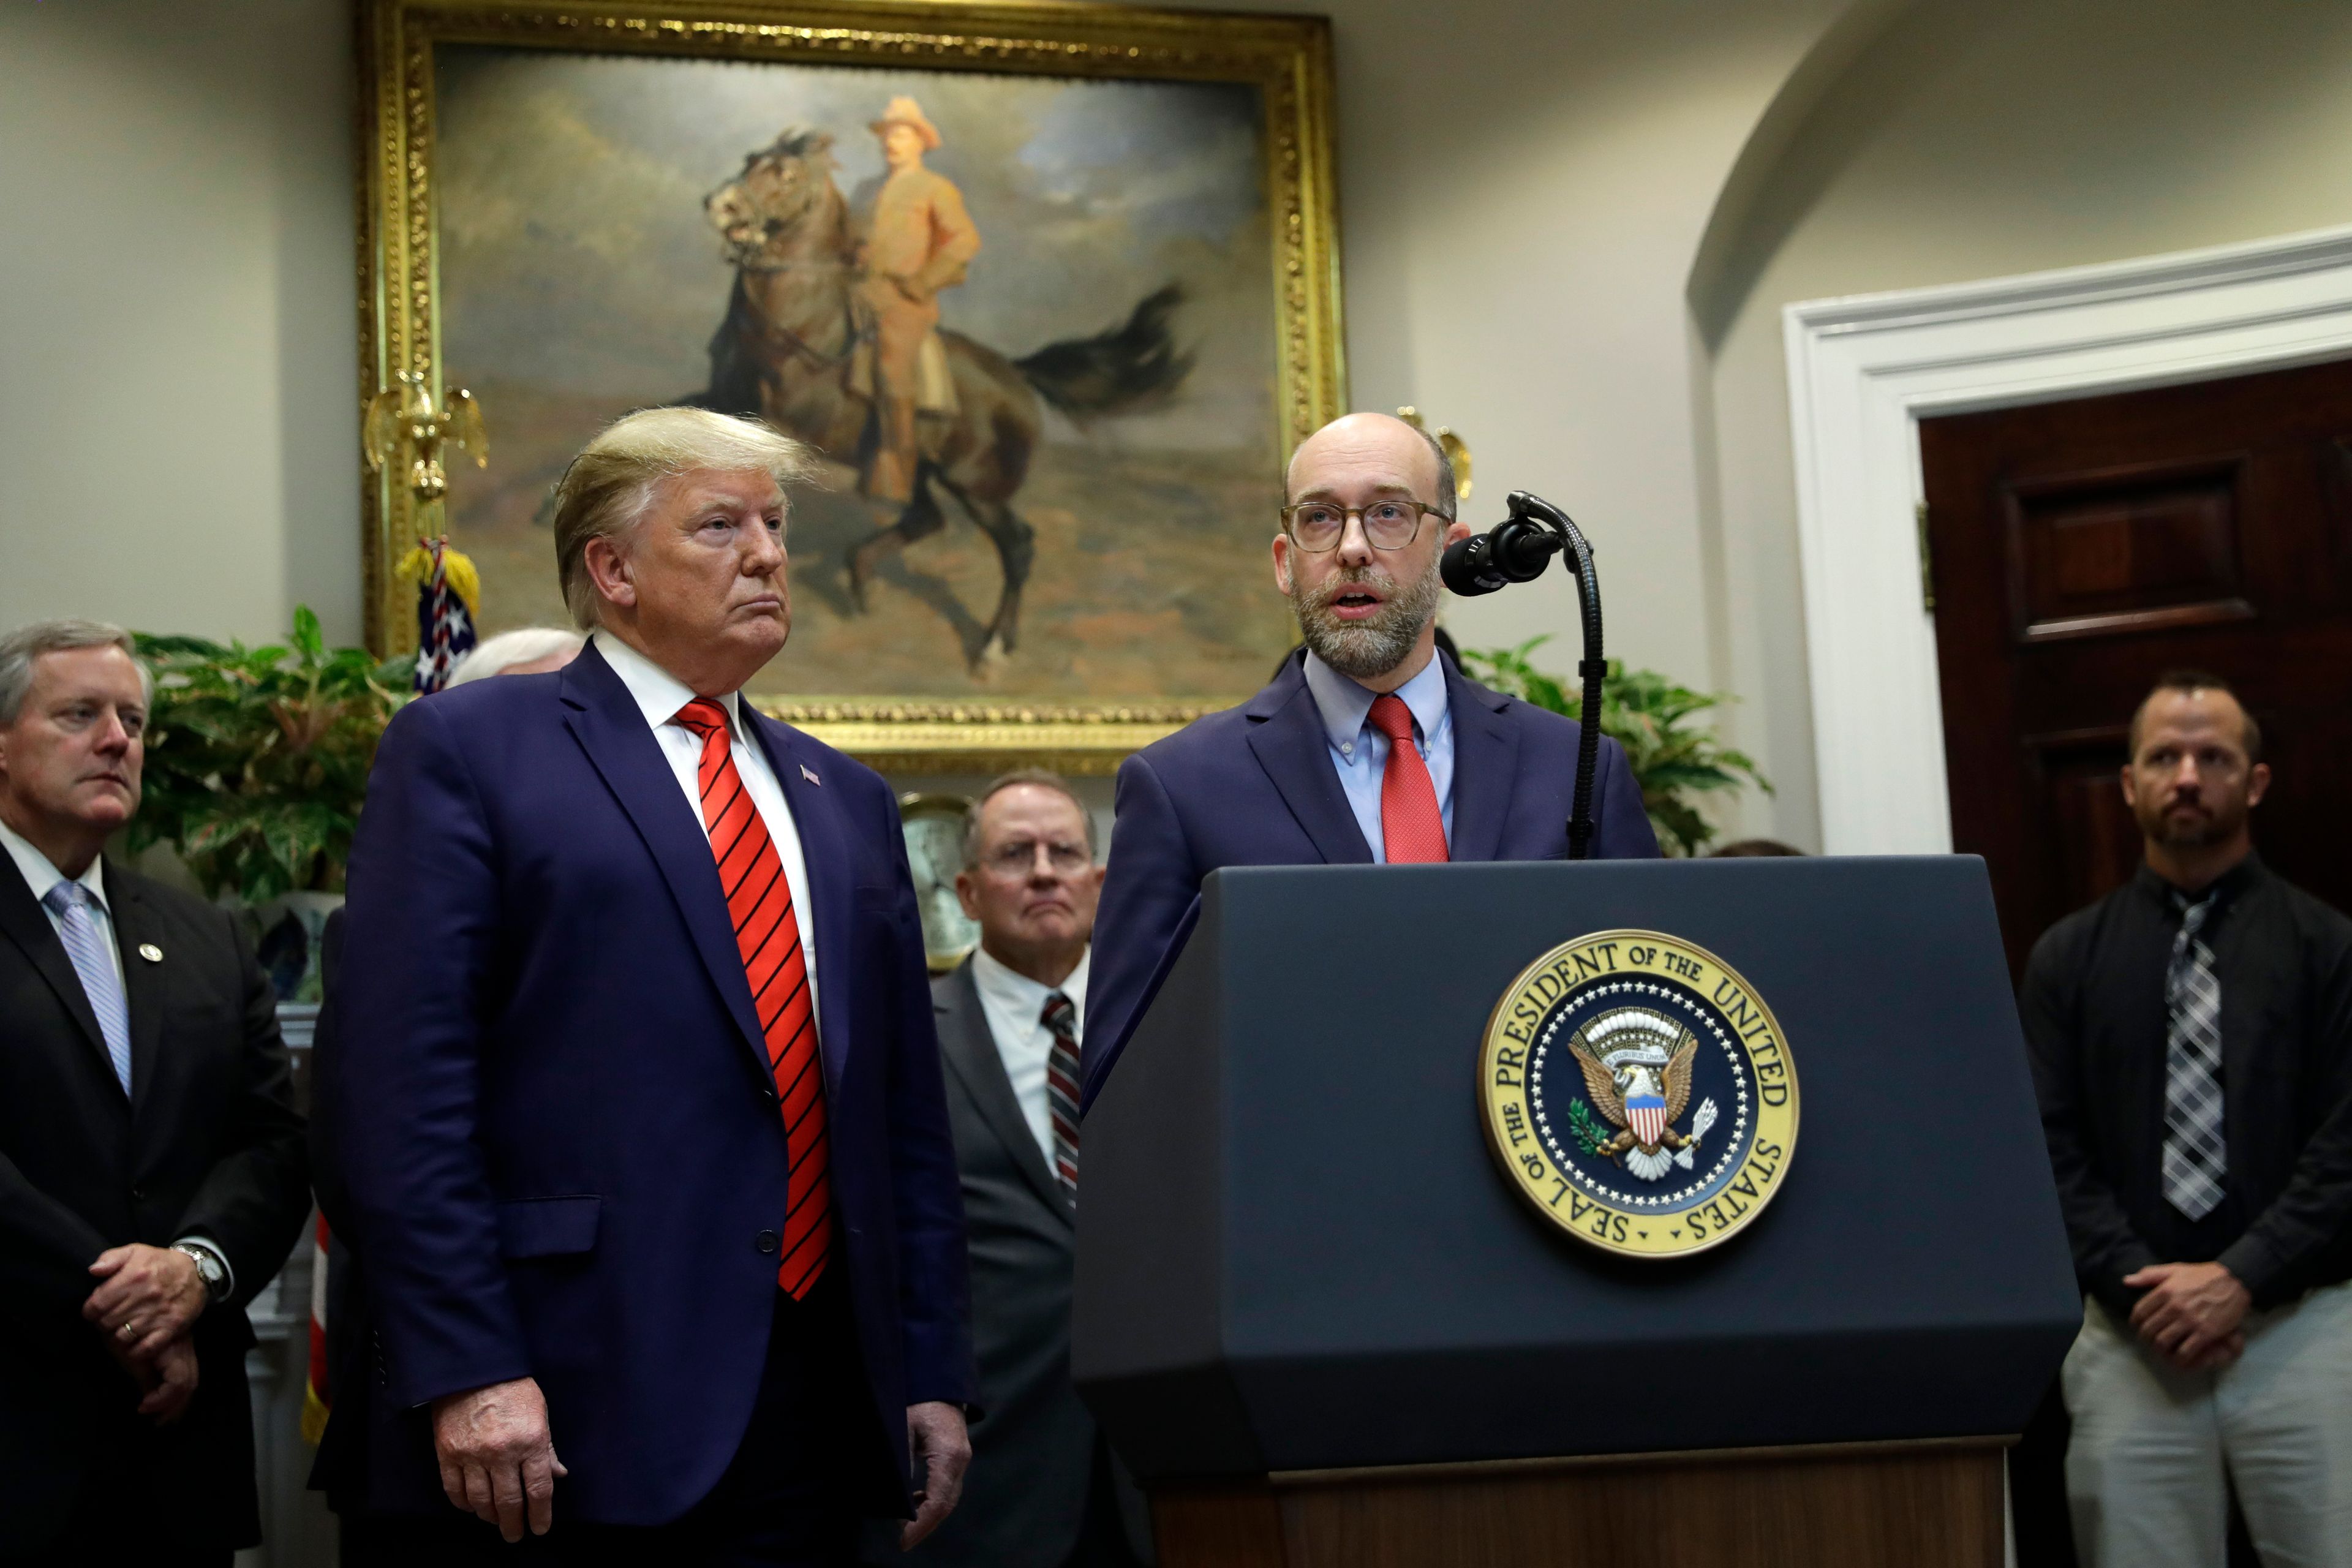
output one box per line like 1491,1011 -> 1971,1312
1290,554 -> 1442,682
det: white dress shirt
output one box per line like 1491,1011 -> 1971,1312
1,816 -> 123,993
970,943 -> 1088,1164
593,630 -> 820,1033
1300,649 -> 1456,862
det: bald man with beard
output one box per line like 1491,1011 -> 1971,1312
1080,412 -> 1659,1108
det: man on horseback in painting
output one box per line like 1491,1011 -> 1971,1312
854,97 -> 981,507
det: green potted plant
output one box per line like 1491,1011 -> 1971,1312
130,607 -> 409,1001
1457,636 -> 1771,857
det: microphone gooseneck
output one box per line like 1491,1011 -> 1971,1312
1443,491 -> 1606,861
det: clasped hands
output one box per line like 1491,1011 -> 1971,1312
81,1242 -> 208,1424
431,1379 -> 969,1547
2125,1260 -> 2252,1371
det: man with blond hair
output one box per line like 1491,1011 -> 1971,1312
332,407 -> 974,1564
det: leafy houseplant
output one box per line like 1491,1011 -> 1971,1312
1457,638 -> 1771,857
130,607 -> 409,905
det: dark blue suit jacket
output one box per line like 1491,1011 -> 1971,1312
333,643 -> 973,1526
1081,654 -> 1659,1109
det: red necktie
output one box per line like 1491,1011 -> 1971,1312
1368,693 -> 1449,864
675,698 -> 830,1297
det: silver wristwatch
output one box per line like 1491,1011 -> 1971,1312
172,1240 -> 230,1304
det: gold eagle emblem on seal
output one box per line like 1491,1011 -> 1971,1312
1477,930 -> 1799,1259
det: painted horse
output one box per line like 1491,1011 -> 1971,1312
700,129 -> 1191,670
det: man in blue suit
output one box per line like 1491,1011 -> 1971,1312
334,407 -> 973,1563
1083,412 -> 1659,1109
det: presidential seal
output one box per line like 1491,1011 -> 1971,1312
1477,930 -> 1798,1259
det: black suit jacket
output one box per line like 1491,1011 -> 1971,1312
872,960 -> 1148,1566
0,854 -> 311,1553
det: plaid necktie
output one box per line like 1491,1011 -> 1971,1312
2162,892 -> 2228,1221
1367,694 -> 1449,864
1041,992 -> 1080,1197
45,881 -> 132,1094
674,698 -> 829,1297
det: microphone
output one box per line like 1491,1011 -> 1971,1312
1440,514 -> 1560,597
1440,491 -> 1608,861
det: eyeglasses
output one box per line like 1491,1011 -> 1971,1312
979,839 -> 1093,877
1281,499 -> 1447,552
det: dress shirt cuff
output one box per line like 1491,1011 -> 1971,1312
2217,1232 -> 2289,1306
172,1234 -> 236,1303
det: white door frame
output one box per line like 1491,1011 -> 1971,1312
1782,223 -> 2352,854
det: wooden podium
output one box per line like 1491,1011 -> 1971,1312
1074,860 -> 2076,1567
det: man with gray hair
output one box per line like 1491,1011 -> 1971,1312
1082,411 -> 1660,1109
332,407 -> 974,1563
443,625 -> 584,687
0,619 -> 311,1562
874,770 -> 1148,1567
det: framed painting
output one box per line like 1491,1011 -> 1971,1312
357,0 -> 1343,771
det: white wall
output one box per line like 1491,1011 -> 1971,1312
0,0 -> 360,646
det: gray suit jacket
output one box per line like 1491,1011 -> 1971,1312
871,959 -> 1150,1566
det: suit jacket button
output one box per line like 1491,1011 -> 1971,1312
129,1186 -> 146,1203
755,1230 -> 778,1254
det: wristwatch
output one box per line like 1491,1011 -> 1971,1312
172,1240 -> 231,1305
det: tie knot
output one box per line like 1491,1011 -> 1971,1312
42,881 -> 91,916
673,697 -> 729,739
1368,692 -> 1417,747
1041,992 -> 1075,1035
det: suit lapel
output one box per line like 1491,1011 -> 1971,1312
1444,665 -> 1521,864
936,962 -> 1072,1225
0,853 -> 119,1092
1243,663 -> 1371,865
108,868 -> 168,1111
559,646 -> 774,1087
744,709 -> 854,1090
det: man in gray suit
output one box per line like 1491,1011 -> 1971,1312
871,770 -> 1150,1567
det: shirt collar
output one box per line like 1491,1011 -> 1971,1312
971,943 -> 1090,1028
2134,850 -> 2267,914
592,630 -> 742,737
1300,648 -> 1449,753
0,814 -> 107,914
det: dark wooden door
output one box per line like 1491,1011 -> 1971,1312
1920,356 -> 2352,974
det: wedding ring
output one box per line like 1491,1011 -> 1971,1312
117,1321 -> 135,1339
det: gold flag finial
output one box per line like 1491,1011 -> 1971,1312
1395,406 -> 1472,501
363,370 -> 489,537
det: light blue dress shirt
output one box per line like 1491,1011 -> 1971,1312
1300,650 -> 1455,862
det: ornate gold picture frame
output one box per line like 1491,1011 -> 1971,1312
356,0 -> 1343,771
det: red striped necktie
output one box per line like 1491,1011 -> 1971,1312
1368,693 -> 1449,864
674,698 -> 830,1298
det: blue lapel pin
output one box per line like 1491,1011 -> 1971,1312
801,764 -> 821,786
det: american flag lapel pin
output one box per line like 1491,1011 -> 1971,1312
801,764 -> 821,786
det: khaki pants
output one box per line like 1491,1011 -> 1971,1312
2062,1279 -> 2352,1567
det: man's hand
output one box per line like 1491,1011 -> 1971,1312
138,1336 -> 200,1425
97,1325 -> 199,1423
889,272 -> 933,306
84,1243 -> 206,1363
899,1400 -> 971,1550
431,1378 -> 567,1542
2126,1261 -> 2252,1369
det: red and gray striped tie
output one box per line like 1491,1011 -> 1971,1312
675,698 -> 830,1297
1041,992 -> 1081,1197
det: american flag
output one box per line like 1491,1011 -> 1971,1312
402,536 -> 480,693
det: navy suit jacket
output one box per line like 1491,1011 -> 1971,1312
333,642 -> 973,1526
1082,653 -> 1659,1109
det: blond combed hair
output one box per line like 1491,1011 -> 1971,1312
549,407 -> 820,630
